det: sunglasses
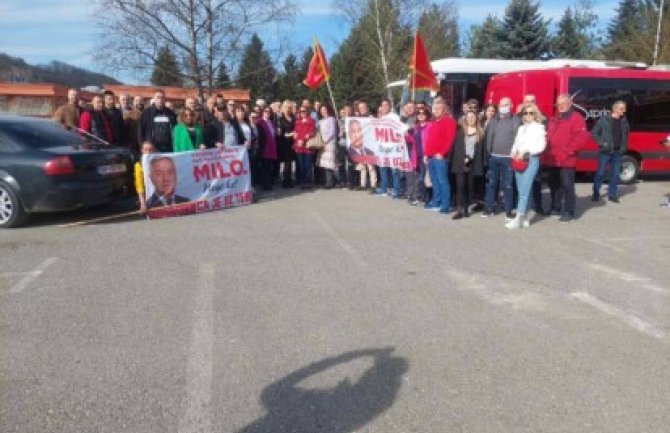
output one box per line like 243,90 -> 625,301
523,111 -> 535,115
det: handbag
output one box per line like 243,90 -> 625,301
306,133 -> 325,150
511,157 -> 529,172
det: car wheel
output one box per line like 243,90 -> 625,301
0,182 -> 27,228
619,154 -> 639,184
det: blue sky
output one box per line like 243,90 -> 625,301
0,0 -> 618,84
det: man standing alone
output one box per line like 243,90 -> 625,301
591,100 -> 629,203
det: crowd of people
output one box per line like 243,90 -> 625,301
53,87 -> 642,226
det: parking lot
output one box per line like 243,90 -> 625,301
1,179 -> 669,433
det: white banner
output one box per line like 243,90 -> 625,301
345,116 -> 410,170
142,147 -> 252,219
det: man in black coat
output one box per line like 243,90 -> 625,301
103,91 -> 126,147
138,89 -> 177,153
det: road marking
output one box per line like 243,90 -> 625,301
584,238 -> 625,253
178,263 -> 215,433
570,292 -> 666,339
312,212 -> 369,268
587,263 -> 668,294
8,257 -> 58,294
57,210 -> 140,228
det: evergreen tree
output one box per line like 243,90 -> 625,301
498,0 -> 551,59
553,8 -> 581,58
277,54 -> 302,101
151,46 -> 183,87
467,15 -> 504,58
236,34 -> 277,102
214,61 -> 232,89
417,3 -> 460,59
552,2 -> 600,59
601,0 -> 668,62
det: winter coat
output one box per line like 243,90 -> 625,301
591,115 -> 629,154
138,105 -> 177,153
451,127 -> 485,175
172,123 -> 204,152
80,109 -> 113,143
543,110 -> 588,168
511,121 -> 547,157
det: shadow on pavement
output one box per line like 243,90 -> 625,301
236,347 -> 409,433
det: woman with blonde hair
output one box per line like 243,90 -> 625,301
450,111 -> 486,219
507,103 -> 546,229
278,100 -> 296,188
173,107 -> 204,152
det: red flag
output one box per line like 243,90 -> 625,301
409,32 -> 438,92
303,39 -> 330,90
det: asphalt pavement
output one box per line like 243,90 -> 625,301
1,179 -> 669,433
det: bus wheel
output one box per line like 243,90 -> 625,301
619,154 -> 639,184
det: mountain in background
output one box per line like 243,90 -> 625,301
0,53 -> 122,87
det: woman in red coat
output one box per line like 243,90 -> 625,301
293,107 -> 317,189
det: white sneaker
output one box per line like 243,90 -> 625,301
505,217 -> 521,229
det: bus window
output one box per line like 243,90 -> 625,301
569,78 -> 670,132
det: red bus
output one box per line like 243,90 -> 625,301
485,67 -> 670,183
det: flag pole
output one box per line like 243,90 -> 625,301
412,32 -> 417,102
325,78 -> 339,121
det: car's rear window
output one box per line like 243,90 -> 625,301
0,119 -> 99,149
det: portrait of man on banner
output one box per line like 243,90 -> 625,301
145,155 -> 190,209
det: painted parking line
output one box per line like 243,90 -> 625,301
178,263 -> 215,433
571,292 -> 666,340
8,257 -> 58,294
587,262 -> 669,295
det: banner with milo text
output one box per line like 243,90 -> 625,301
345,116 -> 410,171
142,147 -> 252,219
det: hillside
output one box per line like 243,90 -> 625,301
0,53 -> 121,87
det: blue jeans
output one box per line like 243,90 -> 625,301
427,157 -> 450,212
485,156 -> 513,213
593,152 -> 622,198
377,166 -> 401,197
514,155 -> 540,214
296,153 -> 314,185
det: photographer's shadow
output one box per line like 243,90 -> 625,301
236,347 -> 409,433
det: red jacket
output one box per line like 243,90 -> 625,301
543,110 -> 588,167
293,116 -> 316,155
79,110 -> 113,143
423,115 -> 457,158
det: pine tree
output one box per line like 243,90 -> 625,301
468,15 -> 504,58
553,2 -> 600,59
553,8 -> 581,58
417,3 -> 460,59
498,0 -> 551,59
277,54 -> 302,101
236,34 -> 277,102
151,46 -> 183,87
601,0 -> 670,62
214,61 -> 232,89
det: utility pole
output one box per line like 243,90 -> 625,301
653,0 -> 665,65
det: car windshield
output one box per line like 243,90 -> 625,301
0,119 -> 107,149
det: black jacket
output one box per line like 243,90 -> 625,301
138,105 -> 177,152
451,128 -> 485,175
104,107 -> 126,146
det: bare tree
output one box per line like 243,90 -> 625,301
337,0 -> 425,106
94,0 -> 295,93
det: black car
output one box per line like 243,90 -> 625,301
0,115 -> 134,228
